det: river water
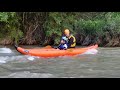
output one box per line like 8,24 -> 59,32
0,45 -> 120,78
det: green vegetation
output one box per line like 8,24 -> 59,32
0,12 -> 23,44
1,12 -> 120,46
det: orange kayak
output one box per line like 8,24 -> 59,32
15,44 -> 98,57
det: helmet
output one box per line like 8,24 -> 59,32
64,29 -> 70,35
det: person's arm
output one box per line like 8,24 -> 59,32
68,37 -> 74,48
69,37 -> 74,44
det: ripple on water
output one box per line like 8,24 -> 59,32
1,46 -> 120,78
4,71 -> 55,78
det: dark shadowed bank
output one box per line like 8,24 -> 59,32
0,12 -> 120,47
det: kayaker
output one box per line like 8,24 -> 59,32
57,36 -> 68,50
64,29 -> 76,48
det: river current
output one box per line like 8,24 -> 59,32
0,45 -> 119,78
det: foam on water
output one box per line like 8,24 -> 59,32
83,49 -> 98,55
6,71 -> 55,78
27,56 -> 35,61
0,56 -> 9,63
0,55 -> 38,64
0,55 -> 28,64
0,48 -> 12,53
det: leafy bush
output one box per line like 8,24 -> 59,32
0,12 -> 23,44
43,12 -> 77,44
1,12 -> 120,46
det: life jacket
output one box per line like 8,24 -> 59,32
68,34 -> 76,47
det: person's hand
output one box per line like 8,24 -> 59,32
61,40 -> 65,44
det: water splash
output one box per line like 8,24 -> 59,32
0,57 -> 7,63
0,57 -> 8,60
27,56 -> 35,61
0,55 -> 27,64
0,48 -> 12,53
83,49 -> 98,54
